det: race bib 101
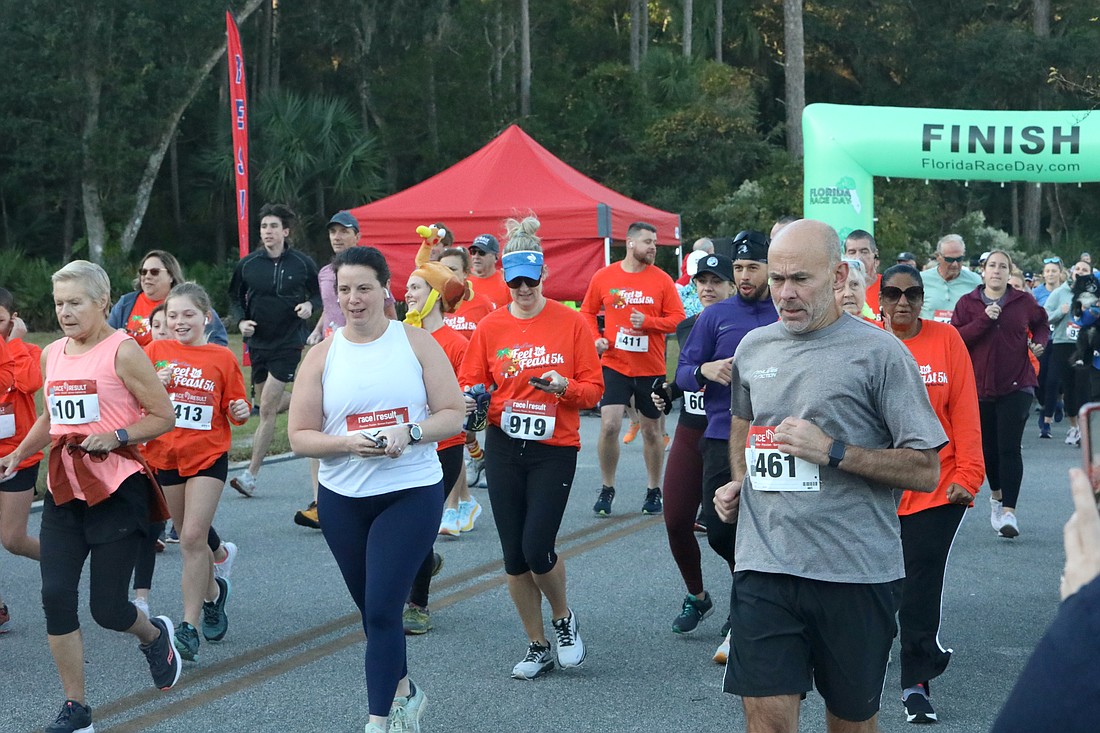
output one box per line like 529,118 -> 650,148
745,425 -> 820,492
171,390 -> 215,431
615,327 -> 649,353
48,380 -> 101,425
502,399 -> 556,441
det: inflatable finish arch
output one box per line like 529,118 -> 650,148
802,103 -> 1100,238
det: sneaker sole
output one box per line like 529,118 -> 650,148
438,527 -> 461,537
999,525 -> 1020,538
229,478 -> 254,498
672,606 -> 715,635
460,505 -> 483,532
641,508 -> 663,515
905,712 -> 938,724
511,662 -> 555,680
292,513 -> 320,529
404,625 -> 432,635
154,616 -> 183,690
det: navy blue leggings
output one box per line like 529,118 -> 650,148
318,482 -> 443,717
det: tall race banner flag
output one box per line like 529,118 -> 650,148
226,11 -> 250,259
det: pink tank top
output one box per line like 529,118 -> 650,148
45,329 -> 145,499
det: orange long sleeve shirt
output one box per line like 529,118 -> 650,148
0,339 -> 43,470
444,292 -> 494,340
580,262 -> 685,377
895,319 -> 985,515
460,299 -> 603,449
431,324 -> 468,451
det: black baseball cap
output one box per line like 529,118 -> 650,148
732,230 -> 769,262
327,211 -> 359,232
470,234 -> 500,255
896,251 -> 918,263
693,253 -> 733,282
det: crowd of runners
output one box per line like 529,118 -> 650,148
0,203 -> 1095,733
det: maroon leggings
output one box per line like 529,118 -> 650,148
662,422 -> 706,595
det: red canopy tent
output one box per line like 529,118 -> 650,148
348,125 -> 681,301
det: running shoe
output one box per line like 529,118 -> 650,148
142,615 -> 182,690
154,538 -> 166,553
694,511 -> 708,533
552,609 -> 586,668
213,541 -> 238,582
990,496 -> 1004,532
999,511 -> 1020,538
0,603 -> 9,633
431,552 -> 444,577
672,593 -> 714,634
1066,427 -> 1081,446
1055,400 -> 1065,423
390,680 -> 427,733
902,682 -> 938,724
365,724 -> 386,733
132,597 -> 150,619
593,486 -> 615,516
202,576 -> 230,642
511,641 -> 555,680
438,508 -> 461,537
173,621 -> 200,662
293,501 -> 320,529
403,606 -> 432,635
45,699 -> 93,733
622,420 -> 641,444
165,525 -> 180,543
713,632 -> 731,664
642,487 -> 663,515
720,615 -> 731,637
458,498 -> 482,532
465,456 -> 485,488
230,470 -> 256,498
1040,422 -> 1052,439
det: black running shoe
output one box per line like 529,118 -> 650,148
174,621 -> 200,661
672,593 -> 714,634
45,699 -> 93,733
642,487 -> 663,515
202,576 -> 230,642
142,615 -> 182,690
593,486 -> 615,516
903,683 -> 938,724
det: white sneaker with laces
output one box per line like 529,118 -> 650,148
1067,427 -> 1081,446
214,541 -> 238,581
714,631 -> 731,664
458,499 -> 482,532
465,456 -> 485,487
999,511 -> 1020,538
511,641 -> 555,680
438,508 -> 461,537
990,496 -> 1005,533
552,609 -> 586,668
230,470 -> 256,497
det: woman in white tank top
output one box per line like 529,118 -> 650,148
288,246 -> 464,733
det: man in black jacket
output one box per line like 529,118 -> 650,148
228,203 -> 321,496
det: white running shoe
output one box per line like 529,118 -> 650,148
458,499 -> 482,532
133,597 -> 150,619
1067,427 -> 1081,446
714,632 -> 731,664
552,609 -> 586,668
511,641 -> 555,680
999,511 -> 1020,538
214,541 -> 238,581
438,508 -> 461,537
230,470 -> 256,497
990,496 -> 1005,533
465,456 -> 485,488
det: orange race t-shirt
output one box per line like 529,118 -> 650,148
865,273 -> 882,318
125,292 -> 162,347
431,324 -> 468,451
470,270 -> 511,310
580,262 -> 685,377
143,341 -> 249,476
460,300 -> 603,450
893,319 -> 985,515
0,339 -> 43,470
444,292 -> 493,340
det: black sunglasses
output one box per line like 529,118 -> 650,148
507,276 -> 541,289
139,267 -> 164,277
939,255 -> 965,263
880,286 -> 924,303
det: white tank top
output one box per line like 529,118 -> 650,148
318,321 -> 442,497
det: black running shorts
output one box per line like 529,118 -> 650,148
247,346 -> 302,384
156,453 -> 230,486
600,366 -> 664,420
723,570 -> 902,722
0,463 -> 38,493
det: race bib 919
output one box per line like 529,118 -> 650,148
745,425 -> 820,492
502,399 -> 556,441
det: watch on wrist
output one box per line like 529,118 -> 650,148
408,423 -> 423,444
115,428 -> 130,447
828,439 -> 846,468
693,365 -> 707,387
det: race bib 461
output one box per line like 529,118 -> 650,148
745,425 -> 820,492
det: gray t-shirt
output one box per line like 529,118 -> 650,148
730,314 -> 948,583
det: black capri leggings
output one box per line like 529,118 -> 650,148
408,443 -> 464,608
979,391 -> 1032,509
485,426 -> 577,576
41,472 -> 152,636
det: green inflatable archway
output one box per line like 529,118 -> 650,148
802,103 -> 1099,238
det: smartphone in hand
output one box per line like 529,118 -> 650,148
1078,403 -> 1100,504
529,377 -> 552,388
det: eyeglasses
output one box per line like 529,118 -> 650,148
506,276 -> 541,289
139,267 -> 163,277
939,255 -> 965,263
1043,257 -> 1062,265
880,286 -> 924,303
468,248 -> 489,256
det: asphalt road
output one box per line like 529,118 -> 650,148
1,411 -> 1081,732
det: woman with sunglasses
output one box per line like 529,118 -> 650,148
952,250 -> 1049,539
1033,257 -> 1065,306
108,250 -> 230,347
879,265 -> 984,724
459,215 -> 603,680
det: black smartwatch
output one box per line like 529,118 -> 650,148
828,439 -> 846,468
114,428 -> 130,447
693,365 -> 707,387
408,423 -> 423,444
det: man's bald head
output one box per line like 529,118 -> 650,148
772,219 -> 841,268
769,219 -> 845,334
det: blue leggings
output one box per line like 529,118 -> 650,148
318,482 -> 443,717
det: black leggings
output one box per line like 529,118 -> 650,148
408,444 -> 464,608
898,503 -> 966,689
701,438 -> 737,570
1042,343 -> 1078,420
132,523 -> 222,591
485,426 -> 577,576
979,391 -> 1032,509
40,472 -> 151,636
